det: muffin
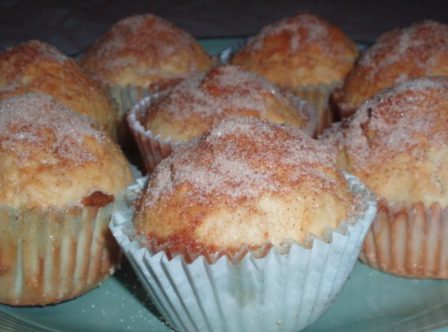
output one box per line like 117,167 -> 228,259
333,20 -> 448,119
0,93 -> 133,306
0,40 -> 118,138
128,65 -> 317,172
231,13 -> 359,133
333,77 -> 448,279
111,117 -> 376,332
81,14 -> 214,124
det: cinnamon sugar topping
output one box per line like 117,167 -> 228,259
86,14 -> 203,73
242,14 -> 347,59
149,66 -> 292,119
7,40 -> 68,63
0,40 -> 69,83
345,77 -> 448,169
251,14 -> 326,50
144,117 -> 340,206
0,93 -> 106,164
145,65 -> 311,134
359,21 -> 448,79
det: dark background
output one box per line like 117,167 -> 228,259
1,0 -> 447,55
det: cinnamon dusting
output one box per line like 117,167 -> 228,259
135,117 -> 355,256
144,65 -> 312,140
0,93 -> 105,165
340,20 -> 448,112
0,40 -> 118,136
344,77 -> 448,171
81,14 -> 213,85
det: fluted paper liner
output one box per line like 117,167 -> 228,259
291,81 -> 341,135
110,174 -> 376,332
0,202 -> 120,306
108,85 -> 156,147
108,52 -> 219,119
127,92 -> 174,173
281,93 -> 318,138
360,200 -> 448,279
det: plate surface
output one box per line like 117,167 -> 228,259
1,39 -> 448,332
1,262 -> 448,331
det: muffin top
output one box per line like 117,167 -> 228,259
140,65 -> 317,142
338,77 -> 448,206
0,93 -> 133,209
335,20 -> 448,116
0,40 -> 118,138
135,116 -> 355,258
81,14 -> 213,88
231,13 -> 358,87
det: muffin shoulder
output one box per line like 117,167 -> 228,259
0,40 -> 118,137
0,93 -> 132,208
342,77 -> 448,205
339,20 -> 448,112
81,14 -> 213,87
143,65 -> 316,141
232,13 -> 358,86
346,78 -> 448,165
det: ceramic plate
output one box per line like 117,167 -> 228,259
1,39 -> 448,332
1,262 -> 448,331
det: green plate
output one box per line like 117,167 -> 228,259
1,39 -> 448,332
1,262 -> 448,331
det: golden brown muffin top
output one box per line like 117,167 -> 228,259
335,20 -> 448,116
141,65 -> 316,141
135,117 -> 355,258
339,77 -> 448,206
231,13 -> 358,87
0,40 -> 118,138
81,14 -> 213,87
0,93 -> 133,209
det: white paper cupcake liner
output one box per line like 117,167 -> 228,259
218,40 -> 247,65
110,174 -> 376,332
360,200 -> 448,279
109,85 -> 158,121
109,81 -> 181,148
127,92 -> 175,173
283,93 -> 318,137
290,82 -> 341,135
0,201 -> 119,306
108,85 -> 155,148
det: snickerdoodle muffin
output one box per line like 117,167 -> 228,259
111,117 -> 376,332
128,65 -> 317,172
0,93 -> 133,306
333,20 -> 448,119
81,14 -> 213,119
0,40 -> 118,138
333,77 -> 448,279
231,13 -> 358,133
